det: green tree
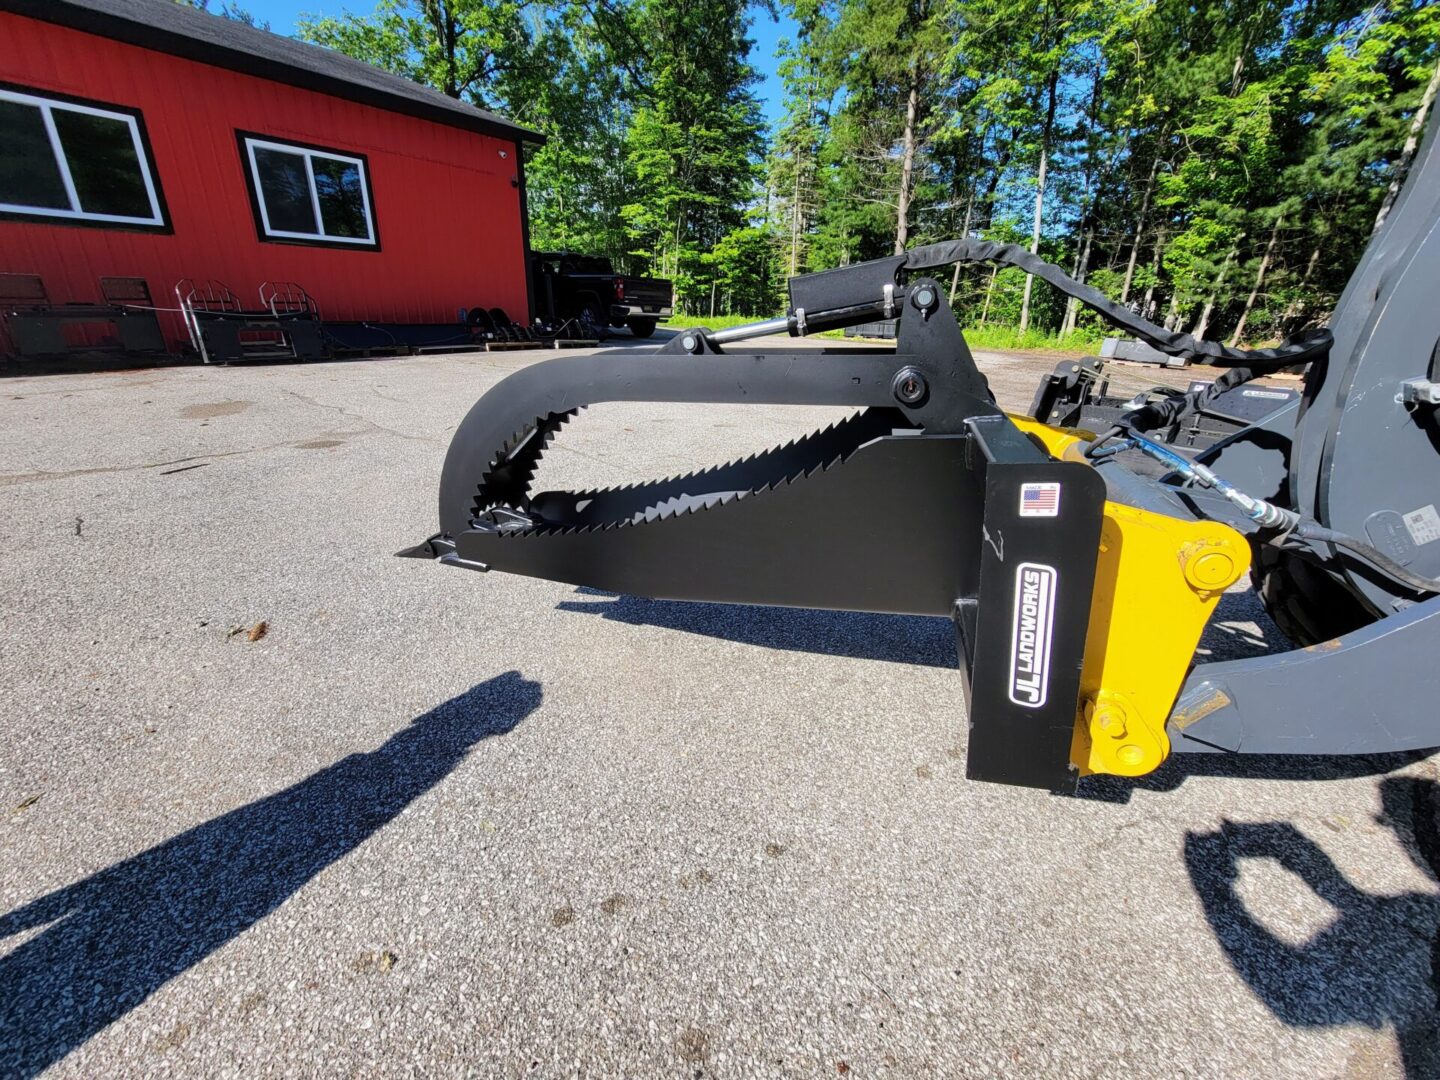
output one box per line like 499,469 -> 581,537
767,1 -> 837,279
173,0 -> 268,29
297,0 -> 532,103
830,0 -> 950,254
703,225 -> 778,315
510,11 -> 635,263
618,0 -> 766,306
295,0 -> 1440,336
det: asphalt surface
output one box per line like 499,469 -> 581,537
2,339 -> 1438,1078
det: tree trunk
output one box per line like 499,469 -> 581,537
1282,241 -> 1322,325
1229,213 -> 1283,346
1061,59 -> 1107,338
1143,227 -> 1166,320
1164,275 -> 1183,330
978,140 -> 1013,232
1191,240 -> 1242,340
1374,54 -> 1440,234
425,1 -> 473,100
1061,228 -> 1094,337
786,72 -> 819,278
894,63 -> 921,256
1121,153 -> 1160,303
1020,70 -> 1060,333
980,265 -> 999,323
959,121 -> 985,239
949,186 -> 976,304
1230,23 -> 1255,95
790,163 -> 804,277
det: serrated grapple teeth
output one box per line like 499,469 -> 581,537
513,407 -> 908,532
473,407 -> 580,514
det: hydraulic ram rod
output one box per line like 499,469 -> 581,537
708,317 -> 793,343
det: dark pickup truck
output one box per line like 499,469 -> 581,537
530,251 -> 673,338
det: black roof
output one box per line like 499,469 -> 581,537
4,0 -> 543,144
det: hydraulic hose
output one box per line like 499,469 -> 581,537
902,239 -> 1332,440
904,239 -> 1333,369
1119,433 -> 1440,596
901,240 -> 1437,595
1293,523 -> 1440,597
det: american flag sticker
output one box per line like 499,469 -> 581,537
1019,482 -> 1061,518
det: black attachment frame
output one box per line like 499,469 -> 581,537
407,272 -> 1106,791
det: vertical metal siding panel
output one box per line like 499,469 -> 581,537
0,12 -> 531,347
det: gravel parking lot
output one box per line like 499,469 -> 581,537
2,339 -> 1438,1078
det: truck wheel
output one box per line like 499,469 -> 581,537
579,301 -> 609,341
1252,544 -> 1375,647
627,319 -> 658,338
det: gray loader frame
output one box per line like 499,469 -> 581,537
1164,107 -> 1440,755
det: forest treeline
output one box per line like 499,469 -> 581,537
283,0 -> 1438,343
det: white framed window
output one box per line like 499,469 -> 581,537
0,85 -> 167,229
240,134 -> 377,248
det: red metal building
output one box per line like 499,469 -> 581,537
0,0 -> 542,355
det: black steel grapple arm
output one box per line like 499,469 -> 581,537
405,275 -> 1107,792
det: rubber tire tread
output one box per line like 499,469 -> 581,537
1253,543 -> 1375,647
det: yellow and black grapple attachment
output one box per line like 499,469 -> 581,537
405,211 -> 1440,791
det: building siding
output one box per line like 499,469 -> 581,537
1,12 -> 529,349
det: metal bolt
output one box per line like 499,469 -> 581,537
681,334 -> 698,352
892,367 -> 928,405
913,285 -> 937,312
1093,706 -> 1127,739
1182,542 -> 1242,593
1117,744 -> 1146,767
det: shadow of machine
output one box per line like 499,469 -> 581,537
0,671 -> 541,1078
1184,776 -> 1440,1078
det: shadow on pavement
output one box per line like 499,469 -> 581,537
1184,776 -> 1440,1078
1077,749 -> 1429,803
558,583 -> 1288,676
1,351 -> 198,379
1193,589 -> 1293,663
0,670 -> 542,1078
556,588 -> 957,668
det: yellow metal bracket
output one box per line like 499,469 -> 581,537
1008,415 -> 1251,778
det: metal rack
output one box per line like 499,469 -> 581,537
175,278 -> 323,364
260,281 -> 321,320
2,273 -> 165,359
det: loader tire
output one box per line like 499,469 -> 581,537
1252,544 -> 1375,647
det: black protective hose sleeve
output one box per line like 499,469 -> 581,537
1292,521 -> 1440,595
1124,365 -> 1259,435
904,239 -> 1332,368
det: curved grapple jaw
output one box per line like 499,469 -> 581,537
403,268 -> 1106,791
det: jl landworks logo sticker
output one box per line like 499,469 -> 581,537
1009,562 -> 1057,708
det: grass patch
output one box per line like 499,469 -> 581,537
663,313 -> 775,332
960,324 -> 1103,355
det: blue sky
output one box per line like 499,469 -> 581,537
243,1 -> 797,127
